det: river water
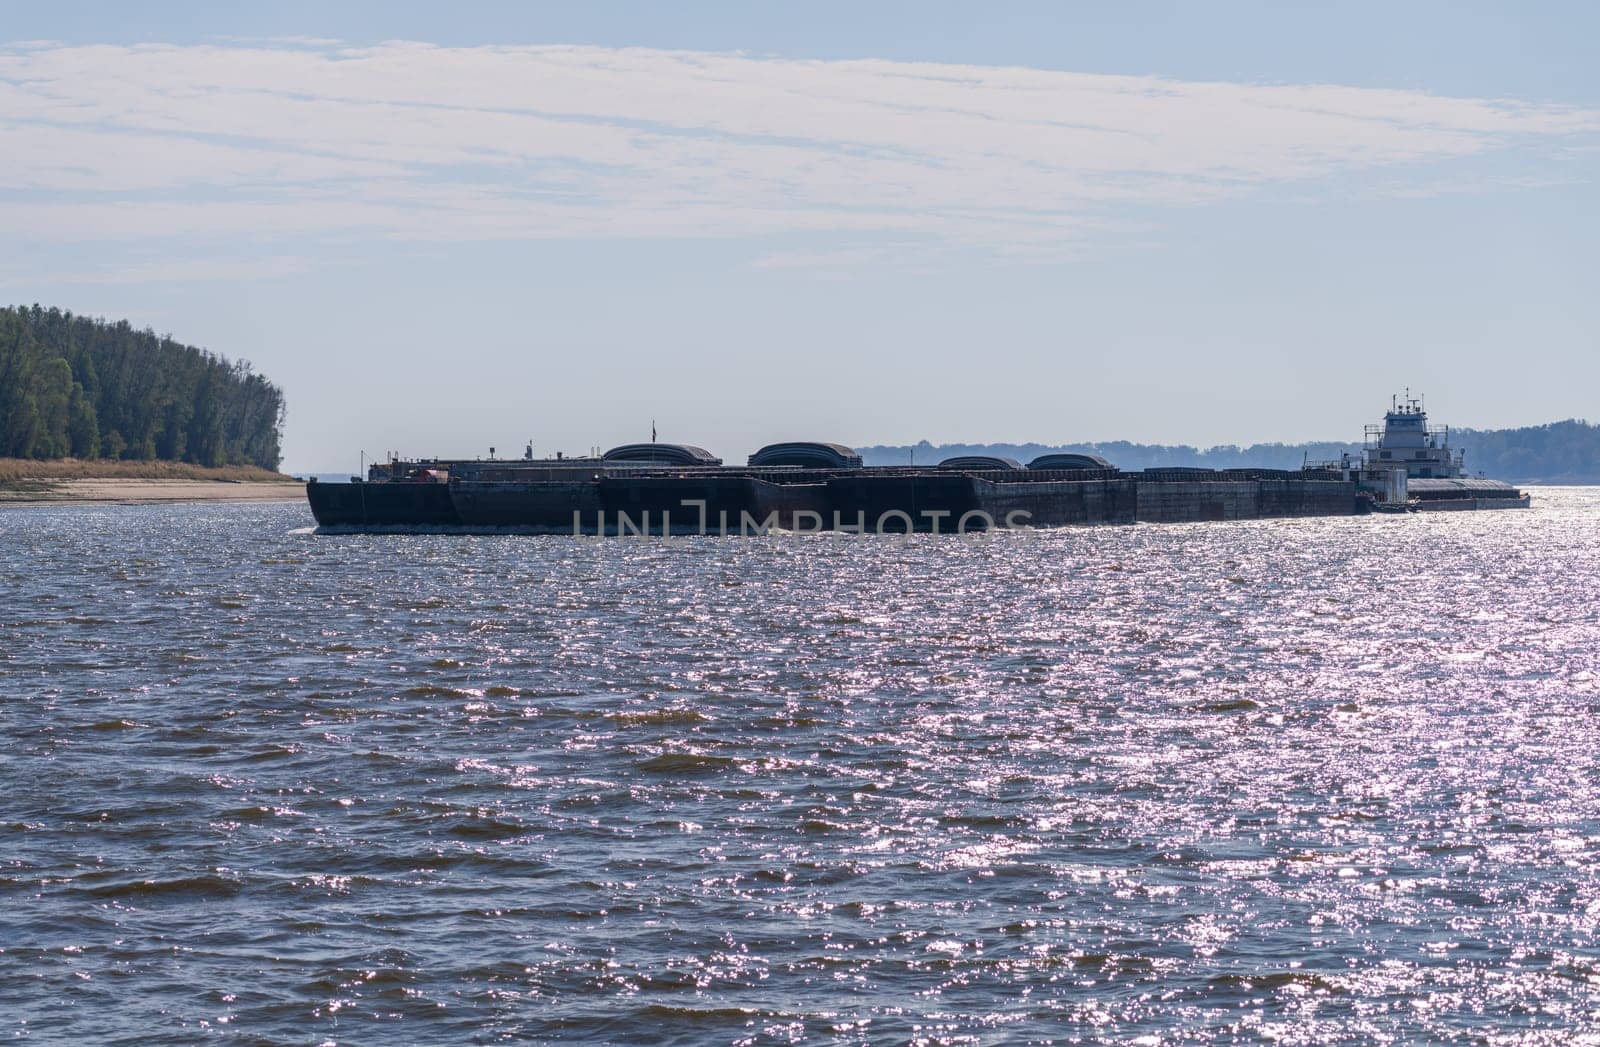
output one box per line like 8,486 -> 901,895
3,489 -> 1599,1044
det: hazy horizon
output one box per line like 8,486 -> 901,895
4,2 -> 1596,474
288,412 -> 1593,475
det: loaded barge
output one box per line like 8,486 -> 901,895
305,397 -> 1527,533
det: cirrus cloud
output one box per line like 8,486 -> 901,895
0,40 -> 1594,266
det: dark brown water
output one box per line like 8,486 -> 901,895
4,490 -> 1599,1044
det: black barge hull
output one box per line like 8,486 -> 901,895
304,478 -> 461,527
306,471 -> 1362,533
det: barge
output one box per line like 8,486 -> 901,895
305,396 -> 1527,533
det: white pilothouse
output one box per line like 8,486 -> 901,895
1363,393 -> 1464,478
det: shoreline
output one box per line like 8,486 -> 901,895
0,478 -> 306,507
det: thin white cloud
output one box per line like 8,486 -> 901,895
0,41 -> 1593,261
12,254 -> 315,285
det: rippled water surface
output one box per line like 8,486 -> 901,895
4,490 -> 1600,1044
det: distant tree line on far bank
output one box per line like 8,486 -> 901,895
862,419 -> 1600,484
0,305 -> 284,470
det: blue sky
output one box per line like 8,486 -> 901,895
4,2 -> 1596,472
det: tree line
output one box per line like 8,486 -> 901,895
863,419 -> 1600,483
0,305 -> 285,470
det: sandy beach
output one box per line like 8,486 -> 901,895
0,478 -> 306,507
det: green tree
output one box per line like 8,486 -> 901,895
68,382 -> 100,458
0,305 -> 287,469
